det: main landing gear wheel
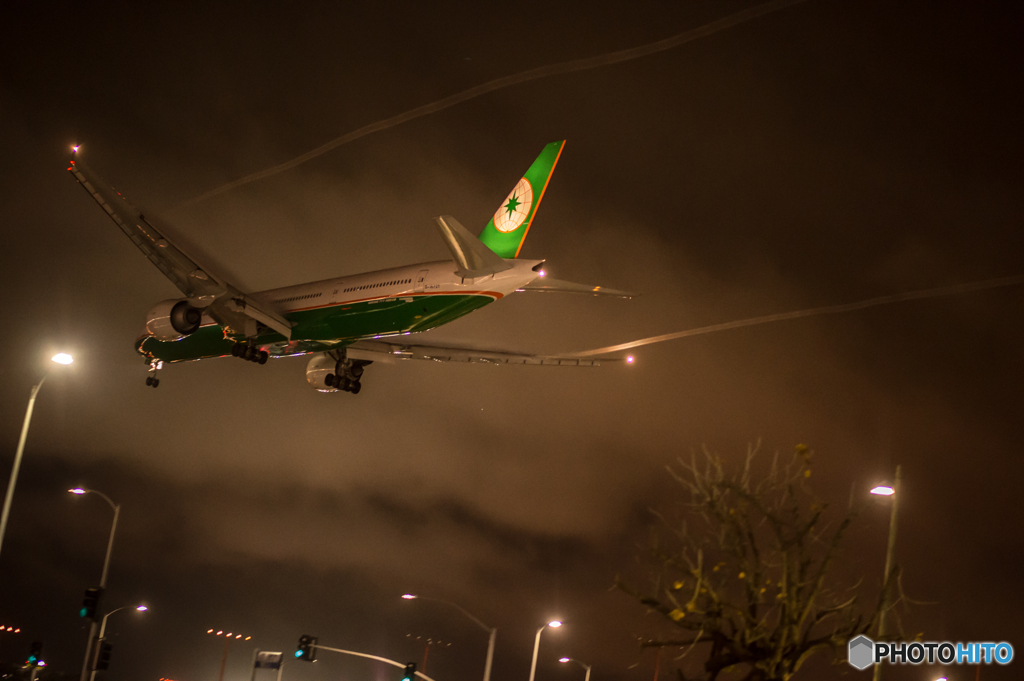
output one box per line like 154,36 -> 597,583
233,342 -> 269,364
324,373 -> 362,394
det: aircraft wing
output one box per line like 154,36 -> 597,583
347,339 -> 624,366
68,150 -> 294,339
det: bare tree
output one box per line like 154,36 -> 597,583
618,444 -> 896,681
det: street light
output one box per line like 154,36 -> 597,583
558,657 -> 592,681
528,621 -> 562,681
208,628 -> 253,681
401,594 -> 497,681
870,465 -> 901,681
0,352 -> 74,563
89,604 -> 148,681
71,488 -> 122,681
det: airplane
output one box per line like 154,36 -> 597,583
68,141 -> 634,393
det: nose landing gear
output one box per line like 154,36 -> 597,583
145,359 -> 163,388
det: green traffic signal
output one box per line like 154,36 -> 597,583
81,587 -> 103,620
295,634 -> 318,662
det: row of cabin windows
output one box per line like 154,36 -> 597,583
275,292 -> 323,303
343,278 -> 412,293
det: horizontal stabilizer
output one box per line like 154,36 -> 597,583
435,215 -> 513,279
518,277 -> 636,298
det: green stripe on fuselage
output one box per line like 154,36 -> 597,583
137,293 -> 498,363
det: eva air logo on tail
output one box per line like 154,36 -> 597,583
478,140 -> 565,259
494,178 -> 534,233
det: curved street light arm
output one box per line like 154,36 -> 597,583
83,489 -> 118,513
416,596 -> 493,633
313,644 -> 440,681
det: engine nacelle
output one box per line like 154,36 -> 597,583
145,299 -> 203,341
306,353 -> 339,392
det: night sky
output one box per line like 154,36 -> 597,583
1,2 -> 1022,681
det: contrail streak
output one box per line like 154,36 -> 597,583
173,0 -> 811,210
575,275 -> 1024,357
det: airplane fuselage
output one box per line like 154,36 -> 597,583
137,258 -> 544,363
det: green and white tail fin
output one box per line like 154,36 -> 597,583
479,140 -> 565,258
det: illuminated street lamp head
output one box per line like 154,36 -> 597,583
72,145 -> 80,153
401,594 -> 418,599
52,353 -> 73,365
136,605 -> 148,612
548,620 -> 562,628
870,485 -> 895,496
69,488 -> 87,495
559,658 -> 571,663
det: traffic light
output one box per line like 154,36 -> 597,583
92,640 -> 113,671
81,587 -> 103,620
401,662 -> 416,681
295,634 -> 318,662
26,641 -> 44,667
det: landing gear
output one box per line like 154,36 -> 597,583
145,359 -> 163,388
325,373 -> 362,393
233,342 -> 269,364
324,351 -> 370,394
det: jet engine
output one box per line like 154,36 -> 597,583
145,299 -> 203,341
306,353 -> 339,392
306,352 -> 368,394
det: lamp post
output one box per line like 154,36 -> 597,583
71,488 -> 121,681
401,594 -> 497,681
89,605 -> 147,681
0,353 -> 73,565
207,628 -> 253,681
558,657 -> 591,681
870,465 -> 901,681
528,621 -> 561,681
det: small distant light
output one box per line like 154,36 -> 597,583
235,634 -> 242,639
295,651 -> 303,658
245,636 -> 251,641
136,605 -> 148,612
626,355 -> 634,364
548,620 -> 562,628
226,633 -> 233,638
72,145 -> 80,153
216,630 -> 223,635
538,269 -> 546,278
15,628 -> 20,633
207,629 -> 214,634
559,657 -> 571,663
52,353 -> 74,365
69,488 -> 87,495
870,485 -> 895,496
401,594 -> 417,600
